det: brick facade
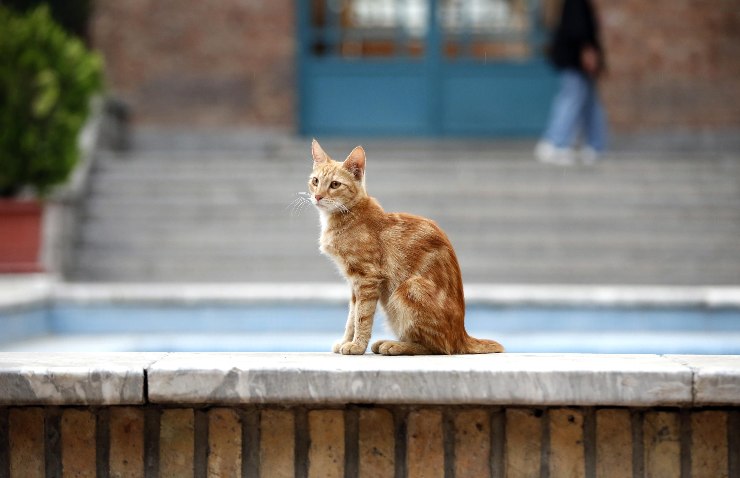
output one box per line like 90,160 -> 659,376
1,405 -> 738,477
90,0 -> 740,134
595,0 -> 740,134
90,0 -> 295,128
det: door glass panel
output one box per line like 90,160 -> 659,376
440,0 -> 533,61
310,0 -> 429,58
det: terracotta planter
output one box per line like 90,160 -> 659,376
0,199 -> 44,273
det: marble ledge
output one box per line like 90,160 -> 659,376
146,353 -> 695,406
0,353 -> 167,405
1,353 -> 739,407
667,355 -> 740,405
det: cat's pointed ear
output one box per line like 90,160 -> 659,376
343,146 -> 366,180
311,139 -> 330,164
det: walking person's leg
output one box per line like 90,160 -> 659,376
537,70 -> 589,164
581,80 -> 608,163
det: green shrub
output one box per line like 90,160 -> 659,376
2,0 -> 92,43
0,5 -> 103,198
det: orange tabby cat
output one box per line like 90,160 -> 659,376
308,139 -> 504,355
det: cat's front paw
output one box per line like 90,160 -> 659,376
331,341 -> 346,354
371,340 -> 386,354
339,341 -> 367,355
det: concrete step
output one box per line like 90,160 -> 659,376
90,171 -> 739,197
75,244 -> 738,282
79,199 -> 740,225
69,254 -> 334,283
86,176 -> 740,200
90,156 -> 736,176
70,133 -> 740,284
76,219 -> 739,261
70,250 -> 740,285
76,221 -> 739,250
85,190 -> 736,210
76,225 -> 740,249
92,153 -> 740,181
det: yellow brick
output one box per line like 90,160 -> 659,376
260,409 -> 295,478
9,408 -> 45,478
160,409 -> 194,478
61,409 -> 96,478
308,410 -> 344,478
595,409 -> 632,478
643,411 -> 680,478
454,409 -> 490,478
208,408 -> 242,478
505,408 -> 542,478
549,409 -> 585,478
109,407 -> 145,478
358,409 -> 394,478
691,411 -> 728,478
407,409 -> 444,478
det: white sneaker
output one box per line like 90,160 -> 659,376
535,141 -> 576,166
580,147 -> 601,164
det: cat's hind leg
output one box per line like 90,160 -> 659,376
380,275 -> 463,355
371,340 -> 434,356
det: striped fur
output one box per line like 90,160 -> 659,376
308,140 -> 504,355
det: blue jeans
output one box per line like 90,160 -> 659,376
542,69 -> 607,152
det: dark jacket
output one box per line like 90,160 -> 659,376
549,0 -> 604,73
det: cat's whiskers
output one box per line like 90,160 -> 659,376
288,192 -> 312,217
287,198 -> 303,216
321,197 -> 350,215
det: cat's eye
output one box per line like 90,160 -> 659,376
311,177 -> 319,186
330,181 -> 341,189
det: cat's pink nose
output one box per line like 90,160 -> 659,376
315,194 -> 323,202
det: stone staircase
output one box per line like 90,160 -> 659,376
70,132 -> 740,285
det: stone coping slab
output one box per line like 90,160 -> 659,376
668,355 -> 740,405
147,353 -> 694,406
0,353 -> 166,405
1,353 -> 738,407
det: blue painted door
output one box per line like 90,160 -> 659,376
298,0 -> 557,137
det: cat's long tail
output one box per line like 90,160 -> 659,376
464,335 -> 505,354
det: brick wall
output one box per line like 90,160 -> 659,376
1,405 -> 739,477
89,1 -> 740,134
595,0 -> 740,133
90,0 -> 295,128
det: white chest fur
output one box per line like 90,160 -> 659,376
318,211 -> 330,254
319,211 -> 329,234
